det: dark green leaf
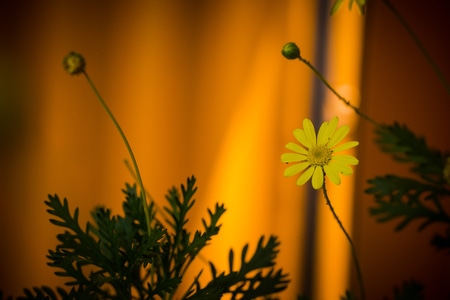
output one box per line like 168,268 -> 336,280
431,227 -> 450,253
375,123 -> 447,184
366,175 -> 450,230
391,280 -> 424,300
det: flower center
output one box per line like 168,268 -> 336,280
307,145 -> 332,166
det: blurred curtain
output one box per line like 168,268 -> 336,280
356,1 -> 450,299
310,5 -> 364,299
0,1 -> 365,299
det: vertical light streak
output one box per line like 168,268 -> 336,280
313,6 -> 365,300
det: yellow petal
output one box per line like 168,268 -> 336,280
320,116 -> 339,145
281,153 -> 306,163
324,165 -> 341,185
284,162 -> 310,177
293,129 -> 312,148
328,160 -> 353,175
285,142 -> 308,154
317,121 -> 329,145
303,118 -> 317,146
333,141 -> 359,152
328,125 -> 349,148
333,154 -> 359,165
311,167 -> 324,189
296,166 -> 314,186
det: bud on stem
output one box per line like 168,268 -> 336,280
281,42 -> 301,60
63,52 -> 86,75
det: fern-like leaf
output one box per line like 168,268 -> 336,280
366,175 -> 450,230
187,235 -> 289,299
375,123 -> 447,184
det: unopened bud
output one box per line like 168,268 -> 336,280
63,52 -> 85,75
281,42 -> 300,60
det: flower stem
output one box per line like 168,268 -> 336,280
82,70 -> 151,234
383,0 -> 450,97
124,159 -> 170,220
321,177 -> 365,300
297,56 -> 380,128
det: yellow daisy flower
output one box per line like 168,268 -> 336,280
281,116 -> 359,189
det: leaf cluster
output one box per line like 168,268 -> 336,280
374,123 -> 446,184
330,0 -> 366,15
385,280 -> 424,300
3,176 -> 288,299
366,123 -> 450,251
187,236 -> 289,300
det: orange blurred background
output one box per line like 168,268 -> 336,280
0,1 -> 449,299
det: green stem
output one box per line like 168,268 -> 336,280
298,56 -> 380,127
322,177 -> 365,300
124,159 -> 167,218
82,71 -> 151,234
383,0 -> 450,96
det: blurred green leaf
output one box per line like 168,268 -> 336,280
366,175 -> 450,231
330,0 -> 366,15
330,0 -> 344,15
375,123 -> 447,184
340,290 -> 358,300
390,280 -> 424,300
431,227 -> 450,253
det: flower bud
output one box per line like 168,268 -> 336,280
63,52 -> 85,75
281,42 -> 300,60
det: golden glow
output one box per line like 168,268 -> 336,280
0,1 -> 366,298
313,8 -> 365,300
0,1 -> 317,298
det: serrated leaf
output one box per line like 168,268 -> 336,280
375,123 -> 446,184
228,248 -> 234,273
187,235 -> 288,299
32,176 -> 286,299
366,175 -> 450,231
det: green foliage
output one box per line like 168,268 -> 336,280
340,290 -> 358,300
430,227 -> 450,253
366,123 -> 450,252
187,236 -> 289,299
374,123 -> 446,184
330,0 -> 366,15
366,175 -> 450,231
4,176 -> 288,299
364,122 -> 449,297
387,280 -> 424,300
